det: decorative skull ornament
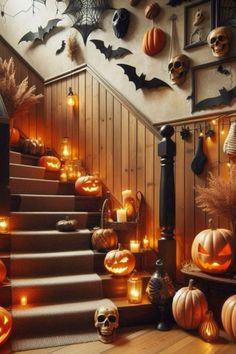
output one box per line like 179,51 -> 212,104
168,54 -> 190,86
193,8 -> 204,26
94,304 -> 119,343
207,26 -> 232,57
112,8 -> 130,38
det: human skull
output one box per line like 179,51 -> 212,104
94,304 -> 119,343
112,8 -> 130,39
193,8 -> 205,26
207,26 -> 231,57
168,54 -> 190,86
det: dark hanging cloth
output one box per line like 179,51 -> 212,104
191,136 -> 207,175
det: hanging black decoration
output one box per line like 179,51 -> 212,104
18,18 -> 61,43
117,64 -> 171,91
191,136 -> 207,175
56,40 -> 66,55
112,8 -> 130,39
167,0 -> 193,6
90,39 -> 132,60
180,127 -> 190,140
217,65 -> 231,76
63,0 -> 112,45
205,126 -> 215,138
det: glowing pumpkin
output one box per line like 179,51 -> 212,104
10,128 -> 20,145
0,260 -> 6,283
191,223 -> 233,274
38,156 -> 61,171
0,307 -> 12,345
198,311 -> 219,343
104,244 -> 135,276
221,295 -> 236,341
75,176 -> 102,196
142,27 -> 165,56
172,279 -> 208,330
92,227 -> 118,252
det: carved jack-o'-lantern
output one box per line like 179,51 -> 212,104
75,175 -> 102,196
38,156 -> 61,171
104,244 -> 135,276
191,222 -> 234,274
0,307 -> 12,345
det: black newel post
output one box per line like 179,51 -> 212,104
158,125 -> 176,281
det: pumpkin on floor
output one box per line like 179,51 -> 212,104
172,279 -> 208,330
56,216 -> 78,232
191,221 -> 234,274
38,155 -> 61,171
221,294 -> 236,341
0,307 -> 12,346
104,244 -> 135,276
75,175 -> 102,196
142,27 -> 165,56
198,311 -> 219,342
92,227 -> 118,252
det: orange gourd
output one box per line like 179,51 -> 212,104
142,27 -> 165,56
221,295 -> 236,341
0,307 -> 12,345
104,244 -> 135,276
92,227 -> 118,252
172,279 -> 208,330
38,156 -> 61,171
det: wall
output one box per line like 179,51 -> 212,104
1,0 -> 236,124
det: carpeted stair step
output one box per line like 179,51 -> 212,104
11,211 -> 100,230
10,163 -> 45,179
12,273 -> 102,305
10,177 -> 59,194
11,250 -> 94,277
11,230 -> 92,253
11,194 -> 75,211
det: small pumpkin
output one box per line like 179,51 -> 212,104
0,260 -> 6,283
75,175 -> 102,196
0,307 -> 12,345
191,221 -> 234,274
221,294 -> 236,341
198,311 -> 219,342
38,155 -> 61,171
142,27 -> 165,56
145,2 -> 161,20
91,227 -> 118,252
172,279 -> 208,330
56,216 -> 78,232
10,127 -> 20,145
104,243 -> 135,276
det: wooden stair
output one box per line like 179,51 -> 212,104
1,151 -> 157,352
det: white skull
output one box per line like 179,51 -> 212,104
207,26 -> 231,57
193,8 -> 204,26
94,304 -> 119,343
168,54 -> 190,86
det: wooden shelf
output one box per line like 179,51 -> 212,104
181,269 -> 236,285
105,221 -> 137,230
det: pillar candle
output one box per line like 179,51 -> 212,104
116,209 -> 127,223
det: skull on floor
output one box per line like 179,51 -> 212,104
207,26 -> 231,57
94,304 -> 119,343
168,54 -> 190,86
112,8 -> 130,38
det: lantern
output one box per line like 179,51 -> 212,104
75,175 -> 102,196
60,137 -> 71,161
129,240 -> 140,253
64,159 -> 85,181
0,260 -> 6,283
198,311 -> 219,343
116,209 -> 127,222
67,87 -> 77,107
191,221 -> 234,274
20,296 -> 28,306
104,244 -> 135,276
0,307 -> 12,346
221,294 -> 236,341
127,270 -> 143,304
38,156 -> 61,171
0,217 -> 9,234
142,235 -> 150,249
172,279 -> 208,330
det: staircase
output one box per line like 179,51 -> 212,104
3,151 -> 156,352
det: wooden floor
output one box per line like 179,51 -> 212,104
9,325 -> 235,354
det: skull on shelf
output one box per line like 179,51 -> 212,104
207,26 -> 232,57
94,303 -> 119,343
112,8 -> 130,38
168,54 -> 190,86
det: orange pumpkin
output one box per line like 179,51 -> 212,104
172,279 -> 208,330
221,295 -> 236,341
0,260 -> 6,283
91,227 -> 118,252
142,27 -> 165,56
104,244 -> 135,276
38,156 -> 61,171
145,2 -> 161,20
75,175 -> 102,196
191,224 -> 233,274
10,128 -> 20,145
198,311 -> 219,342
0,307 -> 12,345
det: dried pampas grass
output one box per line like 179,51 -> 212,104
0,57 -> 43,119
67,34 -> 79,61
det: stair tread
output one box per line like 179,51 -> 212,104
11,229 -> 91,235
10,176 -> 59,183
12,211 -> 99,215
10,163 -> 45,170
11,250 -> 93,259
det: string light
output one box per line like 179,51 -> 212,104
221,121 -> 225,135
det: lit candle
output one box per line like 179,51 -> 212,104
116,209 -> 127,223
130,240 -> 140,252
21,296 -> 27,306
0,217 -> 9,233
142,235 -> 150,250
60,169 -> 68,182
127,271 -> 142,304
122,190 -> 132,205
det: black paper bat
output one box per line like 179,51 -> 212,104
56,40 -> 66,55
18,18 -> 61,43
193,85 -> 236,112
117,64 -> 171,90
167,0 -> 192,6
217,65 -> 230,76
90,39 -> 132,60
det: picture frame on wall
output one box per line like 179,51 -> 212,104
184,0 -> 215,50
215,0 -> 236,27
191,57 -> 236,113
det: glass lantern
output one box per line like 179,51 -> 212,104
127,270 -> 142,304
60,137 -> 71,162
0,216 -> 10,234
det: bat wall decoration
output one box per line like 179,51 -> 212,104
90,39 -> 132,60
18,18 -> 61,44
117,64 -> 171,90
56,40 -> 66,55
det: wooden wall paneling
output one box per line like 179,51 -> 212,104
44,85 -> 52,147
99,85 -> 107,182
91,78 -> 100,176
35,81 -> 45,141
129,114 -> 137,196
60,79 -> 67,153
113,98 -> 122,203
137,121 -> 146,196
106,91 -> 114,191
70,75 -> 79,159
78,71 -> 86,162
121,106 -> 129,190
85,71 -> 93,173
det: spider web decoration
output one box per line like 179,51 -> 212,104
63,0 -> 112,45
0,0 -> 46,21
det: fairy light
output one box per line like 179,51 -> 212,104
221,121 -> 225,135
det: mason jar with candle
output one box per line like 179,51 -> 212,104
127,270 -> 142,304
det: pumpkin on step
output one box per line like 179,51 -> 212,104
38,155 -> 61,171
56,216 -> 78,232
221,295 -> 236,341
142,27 -> 165,56
10,127 -> 20,145
104,244 -> 135,276
0,307 -> 12,345
91,227 -> 118,252
75,175 -> 102,196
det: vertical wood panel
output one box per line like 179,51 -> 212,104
113,99 -> 122,203
106,92 -> 114,191
121,107 -> 129,190
99,85 -> 107,181
85,72 -> 93,173
78,72 -> 86,162
92,79 -> 99,176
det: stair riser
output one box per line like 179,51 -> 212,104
11,195 -> 75,212
10,178 -> 59,195
10,164 -> 45,179
11,255 -> 93,277
10,151 -> 21,164
12,281 -> 102,305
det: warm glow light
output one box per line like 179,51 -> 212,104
130,240 -> 140,252
60,169 -> 68,182
212,119 -> 217,125
227,161 -> 231,168
60,137 -> 71,161
142,235 -> 150,249
67,87 -> 76,107
127,272 -> 142,304
0,217 -> 9,233
20,296 -> 27,306
221,130 -> 225,135
199,131 -> 204,137
122,189 -> 132,205
116,209 -> 127,223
